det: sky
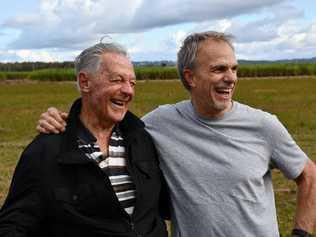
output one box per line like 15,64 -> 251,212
0,0 -> 316,62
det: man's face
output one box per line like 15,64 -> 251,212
188,39 -> 238,118
87,53 -> 136,125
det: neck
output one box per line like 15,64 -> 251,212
80,103 -> 115,153
191,98 -> 233,119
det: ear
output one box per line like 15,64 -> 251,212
77,71 -> 91,93
183,68 -> 196,88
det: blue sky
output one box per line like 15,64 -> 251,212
0,0 -> 316,62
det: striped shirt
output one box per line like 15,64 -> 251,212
77,122 -> 136,215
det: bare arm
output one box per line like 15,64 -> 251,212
293,159 -> 316,235
36,107 -> 68,134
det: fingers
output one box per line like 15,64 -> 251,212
47,107 -> 66,126
36,107 -> 67,134
37,120 -> 61,134
60,112 -> 69,121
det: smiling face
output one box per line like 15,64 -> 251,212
80,52 -> 136,128
185,39 -> 238,118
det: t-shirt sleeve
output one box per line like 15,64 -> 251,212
265,114 -> 308,180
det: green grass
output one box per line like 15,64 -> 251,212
0,78 -> 316,236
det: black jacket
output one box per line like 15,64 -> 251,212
0,99 -> 169,237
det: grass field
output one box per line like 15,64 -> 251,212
0,77 -> 316,236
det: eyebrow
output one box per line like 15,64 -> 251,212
108,72 -> 136,81
210,63 -> 238,70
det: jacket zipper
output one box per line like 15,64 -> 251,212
125,217 -> 142,237
125,139 -> 143,237
91,156 -> 142,236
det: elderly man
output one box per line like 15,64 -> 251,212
37,31 -> 316,237
0,42 -> 169,236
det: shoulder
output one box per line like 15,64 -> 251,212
131,125 -> 155,145
234,101 -> 271,116
11,133 -> 64,183
24,133 -> 62,153
234,101 -> 277,123
21,133 -> 63,164
143,104 -> 175,118
142,100 -> 190,123
231,102 -> 287,143
127,126 -> 159,162
236,102 -> 291,143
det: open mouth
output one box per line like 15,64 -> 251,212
215,88 -> 232,97
111,99 -> 125,108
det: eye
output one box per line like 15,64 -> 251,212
130,80 -> 136,87
109,75 -> 123,83
211,65 -> 227,73
231,65 -> 238,72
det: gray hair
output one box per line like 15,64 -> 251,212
177,31 -> 234,91
74,42 -> 128,76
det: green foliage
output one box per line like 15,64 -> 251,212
135,66 -> 179,80
0,61 -> 74,71
28,68 -> 75,81
0,71 -> 30,80
0,78 -> 316,236
0,68 -> 75,81
1,63 -> 316,81
238,63 -> 316,77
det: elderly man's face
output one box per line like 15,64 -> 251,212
88,53 -> 136,125
189,39 -> 238,118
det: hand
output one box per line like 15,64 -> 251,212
36,107 -> 68,134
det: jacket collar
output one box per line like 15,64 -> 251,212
57,98 -> 144,164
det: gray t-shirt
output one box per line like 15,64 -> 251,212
142,100 -> 308,237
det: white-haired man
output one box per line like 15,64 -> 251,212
0,42 -> 169,237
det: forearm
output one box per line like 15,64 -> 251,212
294,160 -> 316,233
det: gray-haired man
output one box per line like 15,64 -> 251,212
0,42 -> 169,237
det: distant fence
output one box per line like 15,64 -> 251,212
1,64 -> 316,81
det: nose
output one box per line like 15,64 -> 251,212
224,68 -> 237,83
121,81 -> 135,97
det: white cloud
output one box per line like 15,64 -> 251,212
16,50 -> 56,62
0,48 -> 76,62
3,0 -> 287,50
173,30 -> 187,50
235,19 -> 316,60
128,32 -> 179,61
1,0 -> 316,61
131,0 -> 286,29
0,50 -> 51,62
0,50 -> 22,62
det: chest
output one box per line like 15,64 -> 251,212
154,119 -> 272,189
